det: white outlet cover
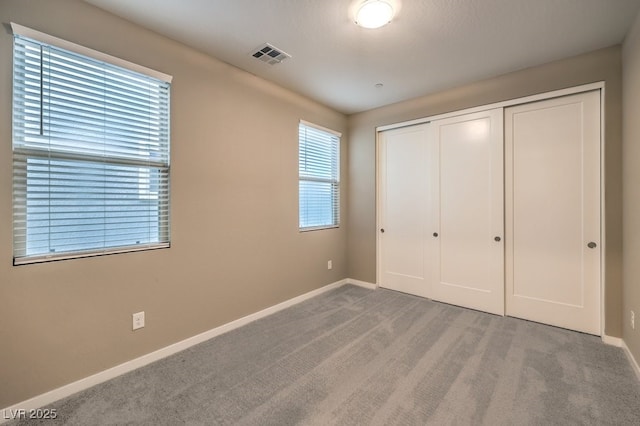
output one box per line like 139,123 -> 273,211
132,311 -> 145,330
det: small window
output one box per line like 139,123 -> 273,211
12,25 -> 171,264
298,121 -> 340,231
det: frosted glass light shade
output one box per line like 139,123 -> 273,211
355,0 -> 394,29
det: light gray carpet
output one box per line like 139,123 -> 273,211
12,285 -> 640,425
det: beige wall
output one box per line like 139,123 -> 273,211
623,12 -> 640,367
347,46 -> 623,338
0,0 -> 348,407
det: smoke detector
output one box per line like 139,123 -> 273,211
250,43 -> 291,65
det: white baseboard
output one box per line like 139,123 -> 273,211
622,340 -> 640,381
603,335 -> 640,382
1,278 -> 372,423
345,278 -> 377,290
602,335 -> 623,347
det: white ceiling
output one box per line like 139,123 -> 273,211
83,0 -> 640,114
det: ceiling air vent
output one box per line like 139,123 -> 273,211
250,43 -> 291,65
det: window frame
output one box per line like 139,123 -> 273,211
298,120 -> 341,232
11,23 -> 172,265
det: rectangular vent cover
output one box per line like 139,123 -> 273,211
251,43 -> 291,65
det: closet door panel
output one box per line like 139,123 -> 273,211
505,91 -> 601,335
431,109 -> 504,315
378,124 -> 433,298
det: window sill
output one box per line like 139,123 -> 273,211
13,243 -> 170,266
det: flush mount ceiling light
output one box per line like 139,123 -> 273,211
355,0 -> 395,29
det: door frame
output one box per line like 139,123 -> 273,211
375,81 -> 606,337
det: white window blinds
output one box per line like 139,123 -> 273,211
298,121 -> 340,230
12,28 -> 171,265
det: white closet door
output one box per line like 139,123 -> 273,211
430,109 -> 504,315
378,124 -> 434,298
505,91 -> 601,335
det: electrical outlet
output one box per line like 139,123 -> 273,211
132,311 -> 145,331
327,260 -> 332,270
632,310 -> 635,330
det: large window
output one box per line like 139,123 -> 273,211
298,121 -> 340,231
12,25 -> 171,265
